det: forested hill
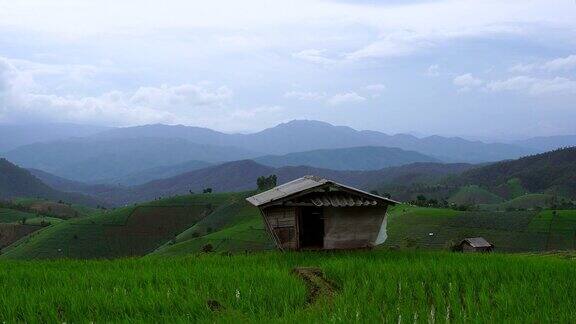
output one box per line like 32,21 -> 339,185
0,158 -> 102,207
454,147 -> 576,197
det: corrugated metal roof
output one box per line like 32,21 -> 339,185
310,194 -> 378,207
462,237 -> 492,248
246,175 -> 398,207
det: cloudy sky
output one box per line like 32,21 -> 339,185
0,0 -> 575,139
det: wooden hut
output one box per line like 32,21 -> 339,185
454,237 -> 494,253
246,175 -> 398,250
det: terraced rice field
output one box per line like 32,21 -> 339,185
384,206 -> 576,252
1,251 -> 576,322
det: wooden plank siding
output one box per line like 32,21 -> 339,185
263,206 -> 299,250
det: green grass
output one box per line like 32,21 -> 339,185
384,205 -> 576,252
493,178 -> 527,199
12,216 -> 64,226
480,193 -> 554,211
0,193 -> 253,259
448,185 -> 504,205
153,206 -> 273,256
0,208 -> 37,223
1,251 -> 576,322
11,197 -> 97,218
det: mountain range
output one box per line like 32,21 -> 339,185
4,137 -> 255,183
1,120 -> 575,187
254,146 -> 439,170
5,147 -> 576,208
0,123 -> 109,152
0,158 -> 102,207
90,120 -> 537,162
87,160 -> 474,206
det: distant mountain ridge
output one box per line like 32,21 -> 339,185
91,120 -> 536,163
94,160 -> 474,206
0,123 -> 109,152
254,146 -> 439,170
0,158 -> 102,207
4,137 -> 256,183
5,120 -> 572,187
515,136 -> 576,152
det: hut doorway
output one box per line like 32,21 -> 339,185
299,207 -> 324,249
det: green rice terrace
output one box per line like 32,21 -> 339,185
1,192 -> 576,322
2,192 -> 576,259
2,251 -> 576,322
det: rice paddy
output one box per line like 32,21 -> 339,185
1,250 -> 575,322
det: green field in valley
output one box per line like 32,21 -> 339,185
1,251 -> 576,322
0,208 -> 37,223
3,190 -> 576,259
384,205 -> 576,252
0,193 -> 259,259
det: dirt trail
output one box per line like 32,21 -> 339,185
292,267 -> 336,304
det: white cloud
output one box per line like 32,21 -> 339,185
365,84 -> 386,92
283,91 -> 326,101
509,63 -> 535,73
327,92 -> 366,106
510,54 -> 576,73
542,54 -> 576,71
453,73 -> 483,91
345,31 -> 428,60
292,49 -> 336,65
285,89 -> 368,106
486,76 -> 576,96
426,64 -> 440,76
0,56 -> 287,129
130,84 -> 232,109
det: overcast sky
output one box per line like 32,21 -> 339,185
0,0 -> 575,139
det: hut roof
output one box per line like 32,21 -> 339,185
461,237 -> 493,248
246,175 -> 398,207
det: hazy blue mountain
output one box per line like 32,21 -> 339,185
0,123 -> 109,152
254,146 -> 439,170
91,120 -> 535,163
104,160 -> 213,186
28,168 -> 122,197
515,135 -> 576,152
4,137 -> 256,183
92,123 -> 231,146
99,160 -> 473,205
0,158 -> 102,207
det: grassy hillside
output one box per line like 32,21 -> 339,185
0,205 -> 66,249
448,185 -> 504,205
455,147 -> 576,198
12,197 -> 97,219
384,205 -> 576,252
153,199 -> 272,256
2,251 -> 576,322
480,194 -> 554,211
0,208 -> 36,223
0,193 -> 251,259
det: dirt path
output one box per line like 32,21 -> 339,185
292,267 -> 337,304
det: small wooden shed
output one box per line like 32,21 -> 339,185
454,237 -> 494,253
246,175 -> 398,251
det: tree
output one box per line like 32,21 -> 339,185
257,175 -> 277,191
